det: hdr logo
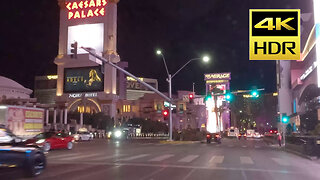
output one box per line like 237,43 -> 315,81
249,9 -> 300,60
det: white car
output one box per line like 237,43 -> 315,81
253,132 -> 262,139
74,132 -> 93,141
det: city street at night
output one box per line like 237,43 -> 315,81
3,138 -> 319,180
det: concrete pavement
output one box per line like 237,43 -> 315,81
9,138 -> 320,180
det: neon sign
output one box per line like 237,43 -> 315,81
66,0 -> 108,20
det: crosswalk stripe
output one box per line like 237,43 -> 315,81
47,153 -> 80,159
178,155 -> 199,163
91,154 -> 127,161
149,154 -> 174,162
240,156 -> 254,164
118,154 -> 150,161
209,156 -> 224,164
61,153 -> 102,161
271,158 -> 290,166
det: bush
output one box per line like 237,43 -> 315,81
126,118 -> 168,134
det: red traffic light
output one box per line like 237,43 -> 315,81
189,93 -> 194,99
162,109 -> 169,117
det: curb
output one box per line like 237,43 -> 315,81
159,140 -> 200,144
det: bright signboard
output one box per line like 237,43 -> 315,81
64,66 -> 104,93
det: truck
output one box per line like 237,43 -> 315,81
0,105 -> 44,139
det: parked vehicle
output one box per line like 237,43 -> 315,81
206,133 -> 221,144
25,131 -> 74,152
0,126 -> 46,177
74,131 -> 93,141
0,105 -> 44,139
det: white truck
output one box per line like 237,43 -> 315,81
0,105 -> 44,139
227,127 -> 239,137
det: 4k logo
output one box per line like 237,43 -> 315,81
249,9 -> 300,60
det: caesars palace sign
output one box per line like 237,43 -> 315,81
66,0 -> 108,20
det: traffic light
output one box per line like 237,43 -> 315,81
225,93 -> 233,101
189,93 -> 194,99
162,109 -> 169,119
281,113 -> 289,123
251,90 -> 259,98
70,41 -> 78,59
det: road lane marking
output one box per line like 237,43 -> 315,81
240,156 -> 254,164
139,167 -> 166,180
61,153 -> 102,161
149,154 -> 174,162
271,157 -> 290,166
91,154 -> 127,161
182,168 -> 196,180
209,156 -> 224,164
242,145 -> 247,148
118,154 -> 150,161
47,153 -> 80,159
178,155 -> 199,163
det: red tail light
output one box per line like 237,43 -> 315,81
244,134 -> 247,137
206,134 -> 211,138
274,131 -> 278,133
215,134 -> 220,138
270,130 -> 273,133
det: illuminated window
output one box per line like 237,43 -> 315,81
122,105 -> 131,112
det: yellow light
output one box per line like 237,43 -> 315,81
47,75 -> 58,80
126,76 -> 144,81
273,92 -> 278,96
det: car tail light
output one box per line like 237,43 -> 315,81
270,130 -> 273,133
274,131 -> 278,133
215,134 -> 220,138
206,134 -> 211,138
244,134 -> 247,137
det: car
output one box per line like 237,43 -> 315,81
25,131 -> 74,152
253,132 -> 262,139
206,133 -> 221,144
0,126 -> 46,177
109,129 -> 128,140
73,131 -> 93,141
238,132 -> 247,140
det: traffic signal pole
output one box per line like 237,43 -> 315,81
169,74 -> 173,141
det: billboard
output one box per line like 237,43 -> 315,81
64,66 -> 104,93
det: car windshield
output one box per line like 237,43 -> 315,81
34,132 -> 54,139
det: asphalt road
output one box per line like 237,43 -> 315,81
6,138 -> 320,180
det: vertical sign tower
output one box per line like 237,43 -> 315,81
55,0 -> 120,119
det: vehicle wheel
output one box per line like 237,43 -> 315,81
43,142 -> 51,152
25,153 -> 46,177
206,139 -> 211,144
67,142 -> 73,150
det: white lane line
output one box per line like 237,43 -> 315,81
91,154 -> 127,161
178,155 -> 199,163
209,156 -> 224,164
149,154 -> 174,162
240,156 -> 254,165
182,169 -> 196,180
62,153 -> 102,161
242,145 -> 247,148
118,154 -> 150,161
47,153 -> 80,159
271,157 -> 290,166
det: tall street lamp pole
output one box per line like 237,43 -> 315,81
156,50 -> 209,141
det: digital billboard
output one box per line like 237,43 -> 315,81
64,66 -> 104,93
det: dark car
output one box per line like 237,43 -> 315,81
206,133 -> 222,144
0,126 -> 46,177
25,131 -> 74,152
238,132 -> 247,140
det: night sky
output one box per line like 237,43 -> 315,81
0,0 -> 314,95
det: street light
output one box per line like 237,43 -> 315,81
156,49 -> 210,141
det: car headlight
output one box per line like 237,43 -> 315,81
74,135 -> 79,139
114,130 -> 122,138
36,139 -> 45,144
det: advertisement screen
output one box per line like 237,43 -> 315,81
64,66 -> 104,93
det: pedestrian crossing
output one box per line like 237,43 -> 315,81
48,152 -> 293,168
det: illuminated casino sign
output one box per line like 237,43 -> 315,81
64,66 -> 104,93
204,73 -> 231,81
66,0 -> 108,20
